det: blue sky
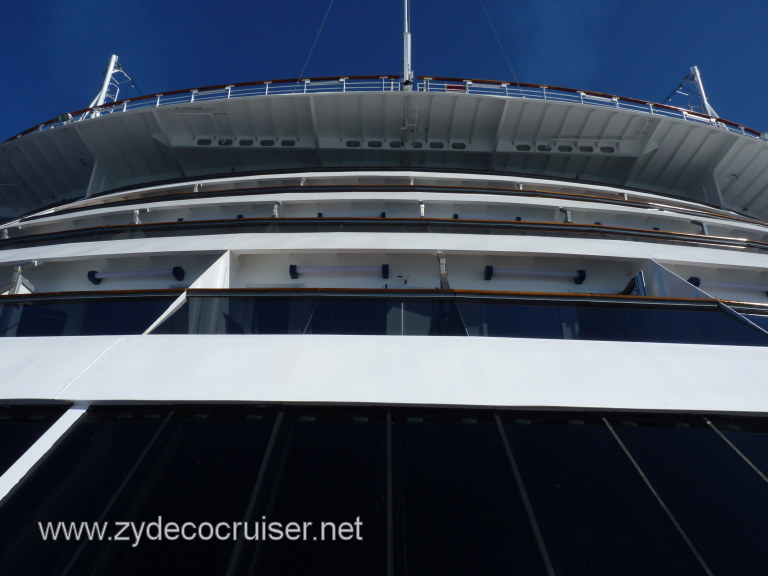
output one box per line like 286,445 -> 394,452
2,0 -> 767,139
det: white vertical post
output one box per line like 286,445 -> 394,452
402,0 -> 413,90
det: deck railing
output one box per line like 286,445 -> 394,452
8,75 -> 762,141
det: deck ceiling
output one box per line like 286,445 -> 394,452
1,92 -> 767,221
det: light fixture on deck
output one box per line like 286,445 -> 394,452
484,266 -> 586,284
687,277 -> 768,296
87,266 -> 185,285
289,264 -> 389,280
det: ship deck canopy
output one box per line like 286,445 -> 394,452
2,75 -> 768,222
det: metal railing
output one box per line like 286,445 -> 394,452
8,75 -> 762,141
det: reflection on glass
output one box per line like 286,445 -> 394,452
0,405 -> 69,476
610,415 -> 768,574
0,296 -> 179,337
243,412 -> 387,575
2,407 -> 768,573
457,300 -> 768,345
393,413 -> 547,574
503,415 -> 705,575
0,406 -> 276,574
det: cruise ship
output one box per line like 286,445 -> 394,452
1,5 -> 768,574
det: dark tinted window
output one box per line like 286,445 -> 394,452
503,415 -> 705,575
744,313 -> 768,331
0,404 -> 68,475
393,413 -> 547,574
306,299 -> 389,335
610,415 -> 768,574
3,406 -> 768,574
242,412 -> 387,575
0,296 -> 178,336
0,406 -> 276,575
710,416 -> 768,477
458,300 -> 768,345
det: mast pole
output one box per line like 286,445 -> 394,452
691,65 -> 717,119
402,0 -> 413,89
89,54 -> 120,109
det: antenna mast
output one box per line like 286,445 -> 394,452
85,54 -> 140,120
690,66 -> 718,119
89,55 -> 121,109
402,0 -> 413,89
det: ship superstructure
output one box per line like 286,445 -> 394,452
1,9 -> 768,573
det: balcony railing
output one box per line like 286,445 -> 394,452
8,75 -> 761,141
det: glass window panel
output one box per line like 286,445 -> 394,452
503,415 -> 706,575
305,299 -> 388,335
401,300 -> 466,335
0,404 -> 69,476
0,296 -> 178,337
744,314 -> 768,332
611,415 -> 768,574
458,300 -> 768,345
458,301 -> 566,338
0,406 -> 170,573
710,417 -> 768,478
241,411 -> 387,576
149,300 -> 190,334
0,406 -> 277,575
79,292 -> 768,345
392,412 -> 547,575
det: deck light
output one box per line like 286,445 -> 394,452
87,266 -> 185,285
687,277 -> 768,296
289,264 -> 389,280
484,266 -> 586,284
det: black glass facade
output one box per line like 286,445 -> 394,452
0,294 -> 181,337
154,291 -> 768,346
1,406 -> 768,574
2,290 -> 766,346
0,404 -> 68,476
